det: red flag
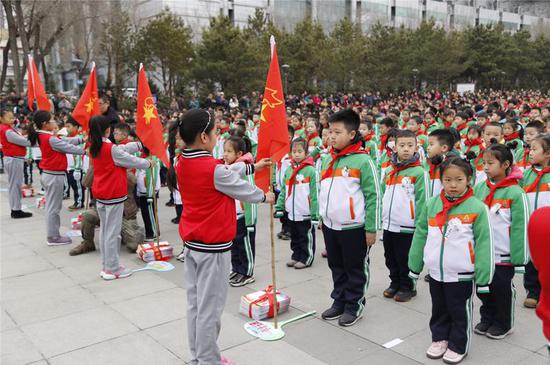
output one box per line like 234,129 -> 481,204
71,62 -> 99,132
256,36 -> 289,192
136,64 -> 170,168
27,55 -> 50,111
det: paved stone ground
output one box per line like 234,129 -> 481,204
1,171 -> 548,365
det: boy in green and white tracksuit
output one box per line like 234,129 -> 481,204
136,155 -> 160,240
408,188 -> 494,358
275,151 -> 318,269
474,169 -> 528,337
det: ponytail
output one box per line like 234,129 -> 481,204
28,110 -> 52,146
89,115 -> 111,158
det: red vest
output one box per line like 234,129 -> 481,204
38,133 -> 67,171
0,124 -> 26,157
177,151 -> 236,247
91,142 -> 128,202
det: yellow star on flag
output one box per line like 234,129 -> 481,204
85,97 -> 95,113
143,97 -> 157,125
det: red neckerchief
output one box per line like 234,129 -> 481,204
504,131 -> 521,141
218,127 -> 229,135
386,159 -> 421,184
379,135 -> 388,152
307,132 -> 319,142
119,138 -> 131,145
323,141 -> 363,179
475,149 -> 485,170
464,138 -> 483,153
287,156 -> 314,197
444,120 -> 453,128
68,131 -> 78,138
294,126 -> 304,134
415,130 -> 425,137
435,188 -> 474,231
455,123 -> 468,132
484,177 -> 519,206
521,148 -> 530,167
428,159 -> 440,179
363,132 -> 375,142
524,166 -> 550,193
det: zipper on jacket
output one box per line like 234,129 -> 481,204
386,177 -> 397,230
439,225 -> 447,281
325,159 -> 339,219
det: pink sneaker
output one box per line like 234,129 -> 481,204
220,357 -> 235,365
443,348 -> 466,364
426,340 -> 448,359
101,267 -> 133,281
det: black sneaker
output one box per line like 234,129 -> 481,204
229,273 -> 244,285
424,274 -> 431,282
383,286 -> 399,298
486,325 -> 513,339
280,232 -> 291,241
321,306 -> 344,320
338,312 -> 362,327
11,210 -> 32,219
229,271 -> 239,281
230,275 -> 255,287
176,248 -> 185,262
171,217 -> 180,224
165,200 -> 175,207
474,322 -> 491,335
394,290 -> 417,302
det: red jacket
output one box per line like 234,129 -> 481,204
91,142 -> 128,204
38,132 -> 67,171
176,151 -> 236,252
0,124 -> 26,157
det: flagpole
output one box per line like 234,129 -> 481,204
150,157 -> 161,248
269,163 -> 279,328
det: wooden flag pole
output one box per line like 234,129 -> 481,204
269,163 -> 279,328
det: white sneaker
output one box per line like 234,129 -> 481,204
101,267 -> 133,280
47,236 -> 72,246
443,349 -> 466,364
426,340 -> 448,359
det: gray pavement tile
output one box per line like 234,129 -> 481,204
221,338 -> 328,365
502,305 -> 548,352
538,345 -> 550,356
344,297 -> 429,345
1,253 -> 54,279
347,348 -> 423,365
281,280 -> 334,313
1,328 -> 44,365
48,331 -> 181,365
110,287 -> 187,329
1,269 -> 75,302
516,352 -> 549,365
3,285 -> 102,326
1,309 -> 17,331
82,271 -> 177,304
282,316 -> 380,364
20,306 -> 138,358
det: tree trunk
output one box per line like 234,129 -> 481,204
41,56 -> 49,92
0,39 -> 10,91
2,0 -> 23,93
15,0 -> 31,82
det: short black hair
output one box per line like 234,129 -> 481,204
114,123 -> 130,134
328,109 -> 360,134
291,137 -> 308,152
484,121 -> 503,131
396,129 -> 417,143
380,117 -> 395,128
65,116 -> 80,127
429,129 -> 454,150
467,124 -> 483,137
525,120 -> 545,134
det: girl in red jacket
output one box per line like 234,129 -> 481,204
176,109 -> 274,365
28,111 -> 85,245
88,116 -> 151,280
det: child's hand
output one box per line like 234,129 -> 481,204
365,232 -> 376,247
264,192 -> 275,204
254,158 -> 272,171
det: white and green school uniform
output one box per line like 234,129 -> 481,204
136,156 -> 161,239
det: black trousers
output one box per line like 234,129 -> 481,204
383,230 -> 414,291
477,265 -> 515,331
289,220 -> 315,266
175,204 -> 183,219
322,225 -> 369,316
138,194 -> 158,239
63,171 -> 70,198
429,280 -> 474,355
274,190 -> 290,233
67,169 -> 85,207
524,260 -> 540,299
231,217 -> 256,276
24,160 -> 33,185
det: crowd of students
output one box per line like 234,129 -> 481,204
1,88 -> 550,364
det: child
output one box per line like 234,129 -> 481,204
359,119 -> 378,161
291,112 -> 306,139
88,115 -> 151,279
408,157 -> 494,364
382,130 -> 429,302
275,124 -> 295,240
473,144 -> 528,339
0,110 -> 32,218
28,111 -> 85,245
275,137 -> 318,269
474,122 -> 504,185
213,117 -> 230,159
306,117 -> 322,152
176,109 -> 273,365
464,125 -> 484,157
379,128 -> 398,180
317,109 -> 381,327
19,124 -> 34,188
223,134 -> 260,286
453,112 -> 470,140
516,121 -> 544,171
65,117 -> 85,210
426,129 -> 456,197
475,111 -> 490,128
503,120 -> 524,157
113,123 -> 131,145
378,117 -> 395,154
424,111 -> 442,134
406,116 -> 428,158
136,148 -> 161,241
521,134 -> 550,309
